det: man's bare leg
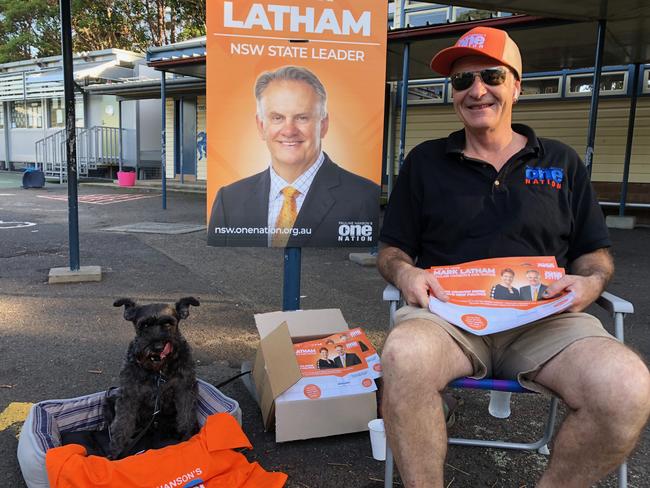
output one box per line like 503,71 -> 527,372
535,337 -> 650,487
382,318 -> 473,488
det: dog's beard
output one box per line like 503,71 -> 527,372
138,341 -> 174,371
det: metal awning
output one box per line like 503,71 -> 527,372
387,15 -> 589,81
388,1 -> 650,81
0,61 -> 136,100
84,76 -> 205,100
147,37 -> 206,79
418,1 -> 650,63
25,61 -> 134,83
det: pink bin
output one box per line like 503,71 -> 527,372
117,171 -> 136,187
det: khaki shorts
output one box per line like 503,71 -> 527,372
394,305 -> 615,394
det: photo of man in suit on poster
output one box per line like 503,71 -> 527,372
207,65 -> 380,248
519,269 -> 548,301
332,343 -> 362,368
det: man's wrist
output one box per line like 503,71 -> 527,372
585,270 -> 609,292
393,261 -> 413,291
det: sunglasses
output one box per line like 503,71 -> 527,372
450,67 -> 509,91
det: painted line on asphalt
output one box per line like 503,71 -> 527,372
0,402 -> 33,438
0,220 -> 37,229
38,194 -> 157,205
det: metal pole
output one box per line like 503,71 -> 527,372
398,42 -> 410,170
179,98 -> 184,184
59,0 -> 80,271
161,71 -> 167,209
619,63 -> 640,217
584,19 -> 606,177
2,102 -> 10,170
118,100 -> 123,171
386,83 -> 397,196
283,248 -> 301,311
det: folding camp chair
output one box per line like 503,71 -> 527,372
382,284 -> 633,488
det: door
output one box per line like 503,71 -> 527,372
181,97 -> 197,178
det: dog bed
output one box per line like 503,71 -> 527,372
17,379 -> 241,488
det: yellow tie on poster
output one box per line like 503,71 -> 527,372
533,289 -> 538,301
273,186 -> 300,247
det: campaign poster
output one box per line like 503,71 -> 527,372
206,1 -> 387,247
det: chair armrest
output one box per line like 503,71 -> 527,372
383,283 -> 401,302
596,291 -> 634,315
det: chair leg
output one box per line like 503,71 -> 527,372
617,461 -> 627,488
449,396 -> 559,451
384,444 -> 394,488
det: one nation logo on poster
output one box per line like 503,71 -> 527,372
206,1 -> 387,248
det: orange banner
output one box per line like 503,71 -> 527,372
206,1 -> 387,247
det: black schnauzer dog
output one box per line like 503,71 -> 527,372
107,296 -> 200,459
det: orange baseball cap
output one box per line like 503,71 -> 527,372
430,27 -> 522,79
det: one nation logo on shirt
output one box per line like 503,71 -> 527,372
524,166 -> 564,189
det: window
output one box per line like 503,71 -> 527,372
405,8 -> 449,27
49,97 -> 65,128
643,68 -> 650,94
388,1 -> 395,29
566,71 -> 627,96
405,1 -> 439,7
408,83 -> 445,104
48,97 -> 85,128
520,76 -> 561,99
10,100 -> 43,128
452,7 -> 495,22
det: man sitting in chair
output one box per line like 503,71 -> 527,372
377,26 -> 650,487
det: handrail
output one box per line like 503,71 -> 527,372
34,125 -> 128,182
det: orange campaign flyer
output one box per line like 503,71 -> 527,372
206,1 -> 387,248
427,256 -> 575,335
277,328 -> 381,401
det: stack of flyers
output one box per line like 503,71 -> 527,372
428,256 -> 575,336
276,327 -> 382,402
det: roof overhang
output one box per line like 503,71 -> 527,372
147,37 -> 207,79
148,57 -> 206,79
387,15 -> 590,81
84,77 -> 205,100
392,1 -> 650,81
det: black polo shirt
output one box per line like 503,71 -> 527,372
380,124 -> 610,270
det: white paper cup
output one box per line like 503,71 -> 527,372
368,418 -> 387,461
488,391 -> 512,419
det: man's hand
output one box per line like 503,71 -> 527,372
543,274 -> 605,312
377,244 -> 448,308
395,265 -> 449,308
542,248 -> 614,312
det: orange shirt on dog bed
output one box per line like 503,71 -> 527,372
46,413 -> 287,488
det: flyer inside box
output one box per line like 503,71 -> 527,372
252,309 -> 378,442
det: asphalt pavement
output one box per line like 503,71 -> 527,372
1,171 -> 648,487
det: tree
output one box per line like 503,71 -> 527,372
0,0 -> 60,62
138,0 -> 206,47
0,0 -> 207,62
71,0 -> 148,52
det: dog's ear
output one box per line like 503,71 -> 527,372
114,298 -> 138,322
176,297 -> 200,319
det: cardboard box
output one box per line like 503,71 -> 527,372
252,309 -> 378,442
